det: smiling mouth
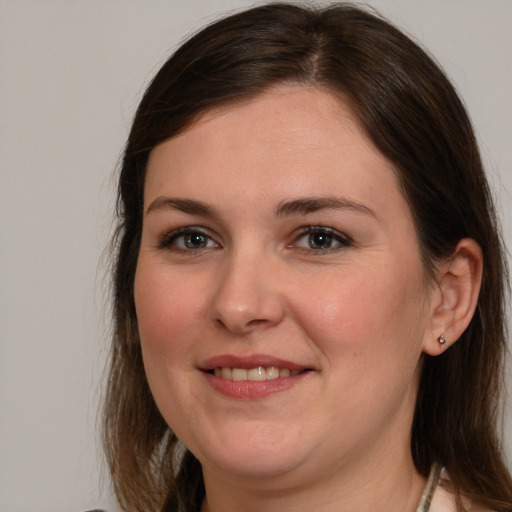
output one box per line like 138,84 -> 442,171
210,366 -> 307,381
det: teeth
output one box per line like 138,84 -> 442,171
232,368 -> 247,381
266,366 -> 279,379
212,366 -> 303,381
247,367 -> 266,381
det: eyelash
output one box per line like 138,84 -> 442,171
157,225 -> 353,254
291,226 -> 353,254
158,227 -> 219,251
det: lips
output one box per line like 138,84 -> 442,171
200,354 -> 312,398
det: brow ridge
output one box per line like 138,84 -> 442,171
145,197 -> 219,217
274,197 -> 376,218
146,195 -> 376,220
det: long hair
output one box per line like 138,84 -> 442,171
103,3 -> 512,511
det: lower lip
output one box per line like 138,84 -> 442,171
202,371 -> 309,399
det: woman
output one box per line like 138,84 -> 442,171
103,3 -> 512,511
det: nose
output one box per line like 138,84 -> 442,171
209,250 -> 286,334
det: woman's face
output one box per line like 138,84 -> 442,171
134,86 -> 437,487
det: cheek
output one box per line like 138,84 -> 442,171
134,263 -> 206,368
133,263 -> 212,431
292,262 -> 429,368
294,264 -> 428,428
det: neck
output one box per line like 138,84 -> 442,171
201,445 -> 426,512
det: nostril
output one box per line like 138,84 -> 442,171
215,318 -> 227,329
214,316 -> 274,333
247,318 -> 268,326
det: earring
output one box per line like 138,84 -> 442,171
438,334 -> 447,345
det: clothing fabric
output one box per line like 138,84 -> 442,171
416,464 -> 443,512
429,484 -> 459,512
417,464 -> 492,512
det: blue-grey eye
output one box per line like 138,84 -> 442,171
294,227 -> 351,251
165,230 -> 218,250
308,231 -> 333,249
183,233 -> 209,249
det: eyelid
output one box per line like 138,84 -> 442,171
157,226 -> 220,250
290,225 -> 353,252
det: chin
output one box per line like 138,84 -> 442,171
189,425 -> 314,482
203,451 -> 307,482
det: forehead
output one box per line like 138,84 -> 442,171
147,86 -> 398,191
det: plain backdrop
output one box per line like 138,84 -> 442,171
1,1 -> 511,511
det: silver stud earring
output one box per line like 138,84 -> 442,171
438,334 -> 447,345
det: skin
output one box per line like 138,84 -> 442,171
134,85 -> 482,512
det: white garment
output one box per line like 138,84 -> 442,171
424,466 -> 492,512
429,482 -> 457,512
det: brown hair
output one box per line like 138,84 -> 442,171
103,3 -> 512,511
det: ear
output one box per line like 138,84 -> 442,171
423,238 -> 483,356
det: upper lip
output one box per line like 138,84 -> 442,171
199,354 -> 310,372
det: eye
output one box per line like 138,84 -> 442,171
293,227 -> 351,252
305,231 -> 333,250
159,228 -> 219,251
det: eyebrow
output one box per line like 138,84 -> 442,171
145,195 -> 377,220
145,197 -> 220,217
275,197 -> 377,219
